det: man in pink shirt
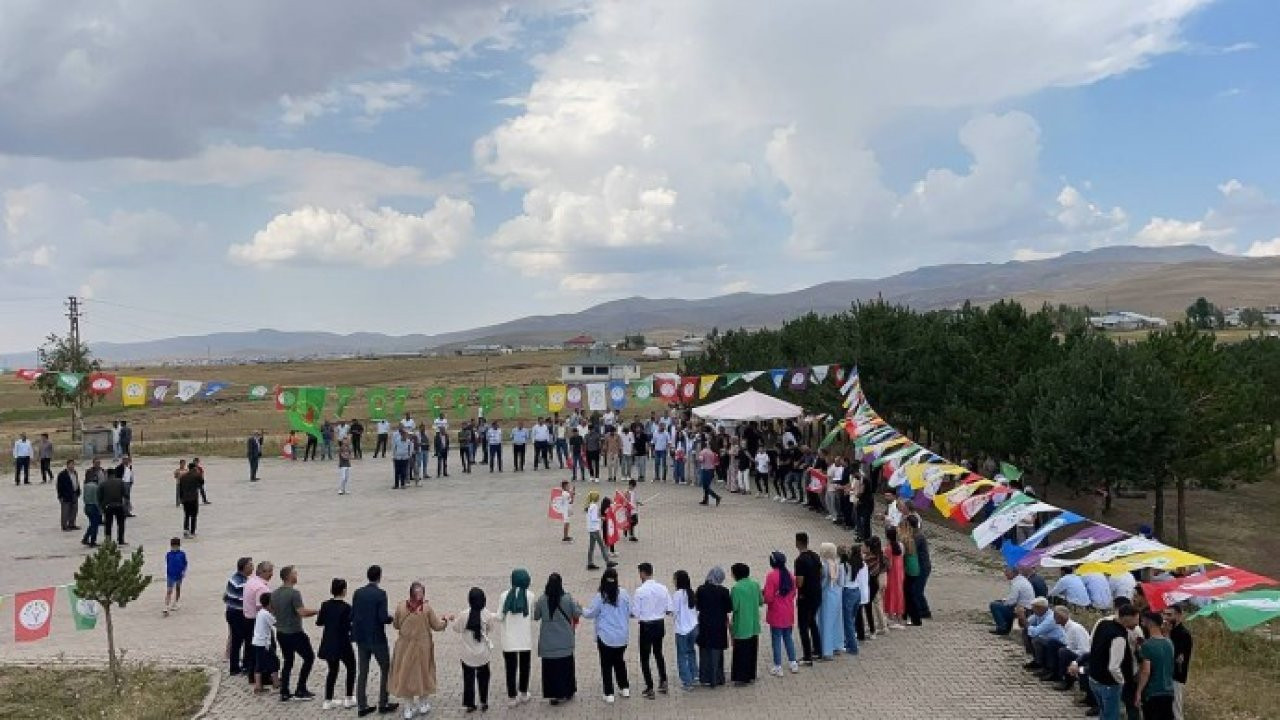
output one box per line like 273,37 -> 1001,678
241,561 -> 274,684
697,445 -> 722,506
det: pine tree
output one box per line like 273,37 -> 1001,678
73,540 -> 152,691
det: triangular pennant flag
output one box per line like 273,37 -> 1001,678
831,365 -> 847,385
201,381 -> 228,398
769,369 -> 787,389
724,373 -> 743,387
742,371 -> 764,383
811,366 -> 829,384
176,380 -> 203,402
87,372 -> 117,396
698,375 -> 718,399
999,462 -> 1023,483
14,586 -> 56,642
56,372 -> 84,392
67,585 -> 100,631
149,379 -> 173,406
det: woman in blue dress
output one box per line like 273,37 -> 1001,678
818,542 -> 845,658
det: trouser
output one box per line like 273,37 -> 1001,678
321,440 -> 333,460
182,500 -> 199,534
392,458 -> 408,488
119,442 -> 130,458
607,455 -> 620,481
989,602 -> 1016,633
113,441 -> 121,461
460,445 -> 472,472
479,440 -> 488,464
587,531 -> 609,566
653,450 -> 667,481
503,650 -> 531,697
700,469 -> 721,503
786,470 -> 800,500
772,470 -> 785,497
325,647 -> 356,700
513,444 -> 526,470
1143,695 -> 1174,720
1051,643 -> 1080,681
915,566 -> 932,617
436,453 -> 448,476
352,435 -> 363,458
123,482 -> 134,515
716,454 -> 729,482
304,437 -> 317,461
730,636 -> 757,683
634,456 -> 648,480
533,441 -> 550,469
770,626 -> 796,666
1093,682 -> 1123,720
825,489 -> 839,517
14,456 -> 30,484
621,455 -> 633,478
356,643 -> 390,710
198,482 -> 208,504
755,470 -> 769,494
857,499 -> 874,540
698,647 -> 724,686
414,450 -> 427,479
489,445 -> 502,472
61,500 -> 78,530
278,631 -> 315,696
796,597 -> 821,660
597,640 -> 629,695
225,608 -> 251,675
555,439 -> 567,467
242,616 -> 259,679
586,450 -> 600,478
462,662 -> 491,709
373,434 -> 388,457
1033,637 -> 1063,671
904,574 -> 921,625
842,588 -> 862,653
338,466 -> 351,493
1173,682 -> 1185,720
673,459 -> 685,484
103,505 -> 126,543
83,505 -> 101,544
839,492 -> 855,526
638,620 -> 667,690
41,458 -> 53,483
248,456 -> 260,481
675,630 -> 698,687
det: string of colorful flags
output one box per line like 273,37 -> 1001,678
830,369 -> 1280,632
2,584 -> 100,644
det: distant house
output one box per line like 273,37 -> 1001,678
641,346 -> 665,359
460,344 -> 505,356
560,349 -> 641,382
563,334 -> 595,350
671,333 -> 707,356
1087,311 -> 1169,331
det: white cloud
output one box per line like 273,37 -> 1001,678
1012,248 -> 1064,262
1134,217 -> 1233,247
1130,178 -> 1280,255
478,0 -> 1209,280
1245,238 -> 1280,257
279,91 -> 342,126
347,81 -> 427,121
228,198 -> 475,267
279,81 -> 427,128
1054,184 -> 1128,233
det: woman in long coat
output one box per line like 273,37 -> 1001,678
389,582 -> 450,715
694,566 -> 732,687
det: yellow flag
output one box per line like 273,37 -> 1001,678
698,375 -> 719,399
867,436 -> 909,454
905,464 -> 929,489
121,376 -> 147,406
1077,549 -> 1210,576
934,479 -> 993,516
547,384 -> 567,413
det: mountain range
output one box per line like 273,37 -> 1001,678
5,244 -> 1276,366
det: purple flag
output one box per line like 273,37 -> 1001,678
1017,523 -> 1125,569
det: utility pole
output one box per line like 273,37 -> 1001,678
66,295 -> 83,440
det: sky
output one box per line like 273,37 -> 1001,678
1,0 -> 1278,353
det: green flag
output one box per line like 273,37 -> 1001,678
631,378 -> 653,402
527,386 -> 548,416
367,388 -> 389,420
451,387 -> 471,415
334,386 -> 355,417
56,372 -> 84,393
999,462 -> 1023,483
476,387 -> 497,416
724,373 -> 743,387
818,425 -> 843,450
424,387 -> 447,414
501,387 -> 522,417
389,388 -> 409,418
1190,590 -> 1280,632
288,387 -> 327,440
67,585 -> 100,630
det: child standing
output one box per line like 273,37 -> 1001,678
316,578 -> 356,710
163,537 -> 187,617
672,444 -> 686,485
252,592 -> 280,693
559,480 -> 575,543
625,479 -> 640,542
754,447 -> 771,497
454,587 -> 497,712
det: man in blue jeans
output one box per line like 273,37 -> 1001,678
1087,604 -> 1140,720
989,566 -> 1036,634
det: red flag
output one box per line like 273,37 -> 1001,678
14,587 -> 56,642
604,506 -> 622,546
16,368 -> 43,382
548,488 -> 571,522
1142,567 -> 1276,611
87,372 -> 117,396
655,377 -> 678,402
806,467 -> 827,493
679,376 -> 698,402
612,500 -> 632,532
830,364 -> 846,385
273,385 -> 286,410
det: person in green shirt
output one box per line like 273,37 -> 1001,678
1135,611 -> 1176,720
729,563 -> 762,686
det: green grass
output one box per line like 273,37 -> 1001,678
0,664 -> 207,720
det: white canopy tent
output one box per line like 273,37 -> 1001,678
692,388 -> 804,422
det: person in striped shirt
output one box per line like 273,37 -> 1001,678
224,557 -> 253,676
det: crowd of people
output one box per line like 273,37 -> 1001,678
989,561 -> 1195,720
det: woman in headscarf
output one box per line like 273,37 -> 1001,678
818,542 -> 845,658
581,567 -> 632,703
533,572 -> 582,705
497,568 -> 534,706
671,569 -> 699,691
882,526 -> 906,629
694,566 -> 732,688
389,581 -> 450,718
452,587 -> 496,713
763,551 -> 798,676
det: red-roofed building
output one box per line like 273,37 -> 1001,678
563,334 -> 595,350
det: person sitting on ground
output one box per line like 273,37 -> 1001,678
1045,605 -> 1091,688
1018,597 -> 1058,661
1048,567 -> 1091,609
989,566 -> 1035,635
1023,565 -> 1049,600
1080,570 -> 1114,611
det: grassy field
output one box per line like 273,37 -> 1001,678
0,664 -> 207,720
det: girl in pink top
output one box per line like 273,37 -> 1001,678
762,551 -> 798,676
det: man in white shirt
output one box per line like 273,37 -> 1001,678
1108,571 -> 1137,605
118,456 -> 135,516
532,419 -> 551,470
336,421 -> 350,441
1045,606 -> 1092,688
1048,568 -> 1091,608
432,413 -> 448,432
486,422 -> 503,473
400,412 -> 416,432
990,566 -> 1035,635
632,563 -> 672,697
373,419 -> 391,458
13,433 -> 33,485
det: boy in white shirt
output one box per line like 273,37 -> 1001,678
251,592 -> 280,694
753,448 -> 771,497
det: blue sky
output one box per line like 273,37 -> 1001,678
1,0 -> 1277,353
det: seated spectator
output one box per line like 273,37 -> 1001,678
1023,566 -> 1049,600
1048,567 -> 1090,608
989,566 -> 1035,636
1080,571 -> 1114,611
1108,570 -> 1137,606
1019,597 -> 1057,659
1036,605 -> 1091,686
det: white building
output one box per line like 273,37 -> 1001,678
560,350 -> 641,382
1087,311 -> 1169,331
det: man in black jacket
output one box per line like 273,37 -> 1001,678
98,465 -> 128,545
433,428 -> 450,477
246,431 -> 263,482
56,460 -> 80,530
351,565 -> 396,717
1087,604 -> 1140,719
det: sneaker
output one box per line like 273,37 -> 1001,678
162,608 -> 169,617
789,661 -> 799,674
520,693 -> 531,704
415,701 -> 431,716
769,666 -> 783,677
322,700 -> 339,710
604,695 -> 615,704
587,564 -> 601,570
295,689 -> 316,701
620,688 -> 630,698
642,688 -> 655,699
507,699 -> 521,708
345,697 -> 358,708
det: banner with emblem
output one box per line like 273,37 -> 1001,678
502,386 -> 522,417
608,380 -> 627,410
654,376 -> 678,403
547,384 -> 567,413
201,381 -> 229,399
586,383 -> 607,412
88,372 -> 117,396
631,377 -> 653,402
149,379 -> 173,406
176,380 -> 203,402
121,376 -> 147,406
14,587 -> 55,642
527,386 -> 548,416
678,376 -> 698,402
67,585 -> 100,630
564,384 -> 584,410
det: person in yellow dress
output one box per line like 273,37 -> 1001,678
388,582 -> 451,718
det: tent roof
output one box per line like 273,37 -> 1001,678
692,388 -> 803,421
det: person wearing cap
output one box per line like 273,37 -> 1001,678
1017,597 -> 1056,660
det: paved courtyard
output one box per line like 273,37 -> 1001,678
2,455 -> 1081,718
